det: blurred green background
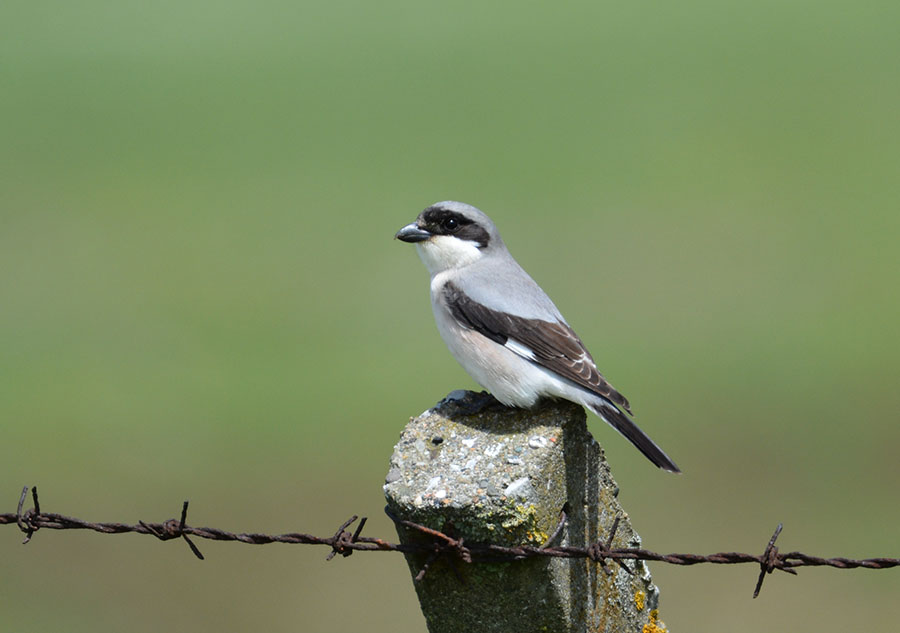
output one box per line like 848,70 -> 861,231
2,1 -> 898,631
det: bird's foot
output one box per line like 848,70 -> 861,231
450,391 -> 506,415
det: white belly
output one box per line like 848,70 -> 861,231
430,277 -> 578,408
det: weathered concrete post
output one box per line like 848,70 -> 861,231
383,390 -> 668,633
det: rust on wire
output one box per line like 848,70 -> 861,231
326,515 -> 367,561
3,486 -> 898,598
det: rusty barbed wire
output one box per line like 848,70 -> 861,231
2,486 -> 897,598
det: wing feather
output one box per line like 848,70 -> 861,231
443,282 -> 633,414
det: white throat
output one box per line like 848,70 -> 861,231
415,236 -> 484,276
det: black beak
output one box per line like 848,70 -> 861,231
395,223 -> 432,243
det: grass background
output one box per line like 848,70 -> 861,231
2,1 -> 898,631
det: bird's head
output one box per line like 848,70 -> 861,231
395,201 -> 503,275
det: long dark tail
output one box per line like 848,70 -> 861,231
588,400 -> 681,473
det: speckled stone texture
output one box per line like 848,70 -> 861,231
384,390 -> 665,633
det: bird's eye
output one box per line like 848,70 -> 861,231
442,217 -> 459,231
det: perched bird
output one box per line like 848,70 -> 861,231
395,201 -> 680,472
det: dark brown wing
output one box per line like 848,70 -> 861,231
443,281 -> 633,414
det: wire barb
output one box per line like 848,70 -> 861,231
326,515 -> 364,561
541,508 -> 568,549
753,523 -> 796,598
383,506 -> 473,580
139,501 -> 204,560
15,485 -> 44,544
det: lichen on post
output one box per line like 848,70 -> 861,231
384,390 -> 668,633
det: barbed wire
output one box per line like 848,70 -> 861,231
3,486 -> 897,598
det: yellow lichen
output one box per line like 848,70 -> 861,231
527,529 -> 549,544
634,590 -> 646,611
642,609 -> 668,633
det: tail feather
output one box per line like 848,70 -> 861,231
588,400 -> 681,473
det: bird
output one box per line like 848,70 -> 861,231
394,201 -> 680,472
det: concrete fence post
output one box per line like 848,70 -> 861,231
383,390 -> 668,633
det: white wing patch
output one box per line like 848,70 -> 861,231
503,338 -> 536,360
